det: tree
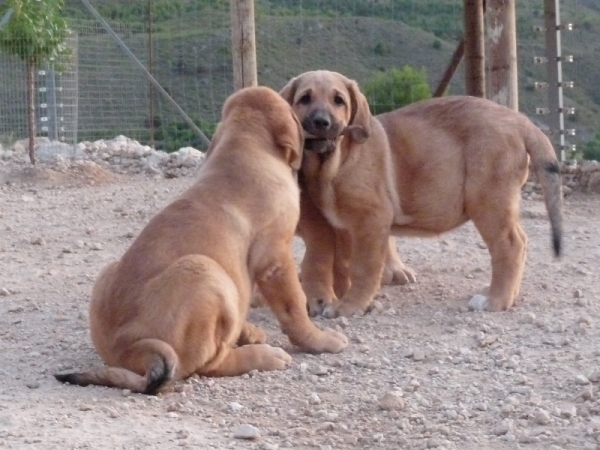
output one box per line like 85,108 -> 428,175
364,66 -> 431,115
0,0 -> 70,164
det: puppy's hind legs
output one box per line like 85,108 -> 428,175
200,342 -> 292,377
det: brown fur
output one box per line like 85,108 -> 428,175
54,86 -> 347,394
280,70 -> 563,317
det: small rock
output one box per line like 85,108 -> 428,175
90,242 -> 103,251
336,317 -> 349,329
560,405 -> 577,419
309,365 -> 329,376
519,312 -> 536,324
308,393 -> 321,405
317,422 -> 336,432
229,402 -> 243,412
233,424 -> 260,440
575,375 -> 590,385
532,409 -> 551,425
25,381 -> 40,389
412,349 -> 425,361
576,297 -> 590,307
445,409 -> 458,420
490,419 -> 513,436
0,288 -> 10,297
378,391 -> 405,411
573,289 -> 583,298
30,237 -> 44,245
588,369 -> 600,383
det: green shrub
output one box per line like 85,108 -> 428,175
374,40 -> 390,56
364,66 -> 431,115
582,133 -> 600,161
432,39 -> 442,50
153,115 -> 216,153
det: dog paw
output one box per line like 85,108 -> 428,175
254,344 -> 293,371
382,264 -> 417,286
237,322 -> 267,345
307,296 -> 333,317
324,301 -> 369,318
468,294 -> 489,311
314,327 -> 348,353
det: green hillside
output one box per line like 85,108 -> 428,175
6,0 -> 599,152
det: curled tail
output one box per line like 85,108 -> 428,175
525,126 -> 563,257
54,338 -> 178,395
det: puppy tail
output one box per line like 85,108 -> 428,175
525,126 -> 564,257
54,339 -> 178,395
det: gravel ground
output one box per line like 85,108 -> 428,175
1,161 -> 599,450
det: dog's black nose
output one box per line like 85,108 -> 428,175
312,114 -> 331,131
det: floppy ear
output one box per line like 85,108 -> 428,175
279,77 -> 299,105
346,79 -> 373,144
277,112 -> 303,171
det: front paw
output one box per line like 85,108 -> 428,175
381,263 -> 417,286
312,327 -> 348,353
323,301 -> 368,318
307,296 -> 334,317
292,326 -> 348,354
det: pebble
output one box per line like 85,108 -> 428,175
233,424 -> 260,440
490,419 -> 513,436
560,405 -> 577,419
90,242 -> 103,251
575,374 -> 590,385
533,409 -> 551,425
25,381 -> 40,389
0,287 -> 10,296
412,349 -> 425,361
588,369 -> 600,383
309,365 -> 329,376
308,393 -> 321,405
519,312 -> 536,324
444,410 -> 458,420
229,402 -> 243,412
378,391 -> 405,411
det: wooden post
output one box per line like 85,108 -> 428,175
230,0 -> 257,91
433,39 -> 465,97
486,0 -> 518,110
463,0 -> 485,97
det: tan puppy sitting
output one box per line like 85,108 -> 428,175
280,70 -> 563,317
54,86 -> 347,395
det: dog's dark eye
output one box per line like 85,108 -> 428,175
298,93 -> 311,105
333,95 -> 345,106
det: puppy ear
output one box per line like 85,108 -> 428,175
279,77 -> 299,105
276,113 -> 303,171
346,79 -> 372,144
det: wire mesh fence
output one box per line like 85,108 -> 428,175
0,0 -> 592,156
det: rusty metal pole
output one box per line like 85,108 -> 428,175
544,0 -> 566,161
463,0 -> 486,97
230,0 -> 257,91
485,0 -> 518,110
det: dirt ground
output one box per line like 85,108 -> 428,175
1,163 -> 599,450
